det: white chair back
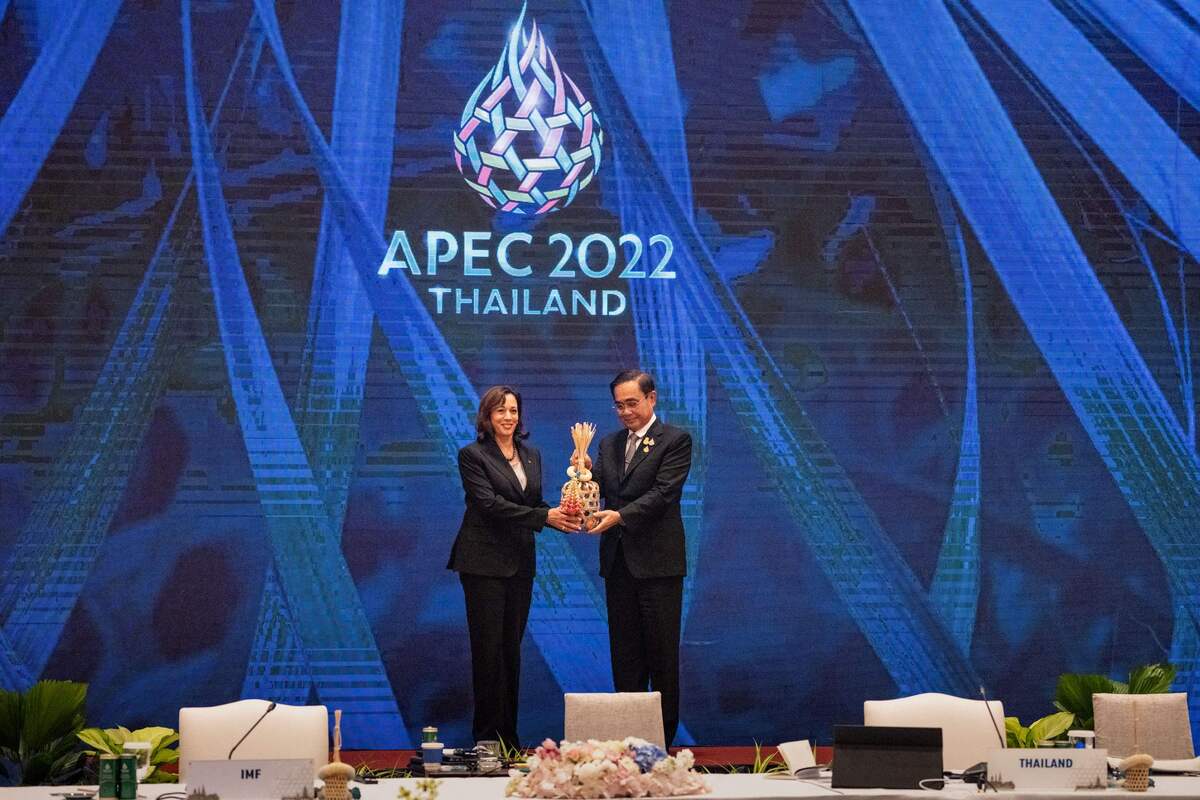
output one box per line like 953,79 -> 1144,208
564,692 -> 666,748
179,699 -> 328,782
864,692 -> 1005,772
1094,692 -> 1194,759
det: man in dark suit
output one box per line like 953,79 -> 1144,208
588,369 -> 692,746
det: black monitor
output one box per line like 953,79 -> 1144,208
831,724 -> 944,789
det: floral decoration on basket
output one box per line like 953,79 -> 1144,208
505,738 -> 710,798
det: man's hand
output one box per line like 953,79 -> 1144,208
547,507 -> 584,532
587,509 -> 622,535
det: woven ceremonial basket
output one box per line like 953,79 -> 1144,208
560,469 -> 600,522
560,423 -> 600,527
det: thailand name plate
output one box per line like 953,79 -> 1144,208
987,748 -> 1108,790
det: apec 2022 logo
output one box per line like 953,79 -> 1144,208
454,2 -> 601,216
376,4 -> 676,318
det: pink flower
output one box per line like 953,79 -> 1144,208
504,739 -> 709,799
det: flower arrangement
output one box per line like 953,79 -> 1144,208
505,738 -> 710,798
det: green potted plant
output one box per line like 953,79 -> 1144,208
0,680 -> 88,786
1004,711 -> 1074,748
77,726 -> 180,783
1053,663 -> 1175,729
1005,662 -> 1177,746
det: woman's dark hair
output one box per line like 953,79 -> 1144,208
475,385 -> 529,441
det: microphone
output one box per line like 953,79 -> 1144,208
979,686 -> 1006,749
228,702 -> 277,760
956,687 -> 1006,787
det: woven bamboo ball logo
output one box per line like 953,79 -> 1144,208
453,4 -> 604,216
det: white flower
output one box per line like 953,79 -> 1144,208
576,761 -> 603,782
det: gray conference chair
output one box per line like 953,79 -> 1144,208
564,692 -> 666,748
1094,692 -> 1194,759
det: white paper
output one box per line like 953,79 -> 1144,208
777,740 -> 817,777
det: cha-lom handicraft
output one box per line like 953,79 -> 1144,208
560,423 -> 600,530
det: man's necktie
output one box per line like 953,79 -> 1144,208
623,434 -> 640,471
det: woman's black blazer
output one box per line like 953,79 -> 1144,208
447,439 -> 550,577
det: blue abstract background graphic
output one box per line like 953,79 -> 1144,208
0,0 -> 1197,748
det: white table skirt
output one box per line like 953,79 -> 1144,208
379,772 -> 1200,800
2,773 -> 1197,800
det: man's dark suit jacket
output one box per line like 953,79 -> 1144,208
447,439 -> 549,577
594,419 -> 692,578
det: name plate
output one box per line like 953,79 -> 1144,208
186,758 -> 315,799
987,748 -> 1108,790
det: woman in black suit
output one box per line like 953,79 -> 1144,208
448,385 -> 581,746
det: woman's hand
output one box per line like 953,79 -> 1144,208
547,506 -> 584,532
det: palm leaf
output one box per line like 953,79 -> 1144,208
21,752 -> 53,786
1053,673 -> 1114,729
20,682 -> 86,752
1127,663 -> 1176,694
0,681 -> 89,785
0,690 -> 22,752
45,751 -> 84,786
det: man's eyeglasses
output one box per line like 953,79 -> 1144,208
612,397 -> 645,412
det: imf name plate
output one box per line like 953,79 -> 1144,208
186,758 -> 314,799
987,748 -> 1108,790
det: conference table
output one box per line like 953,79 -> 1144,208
4,773 -> 1200,800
